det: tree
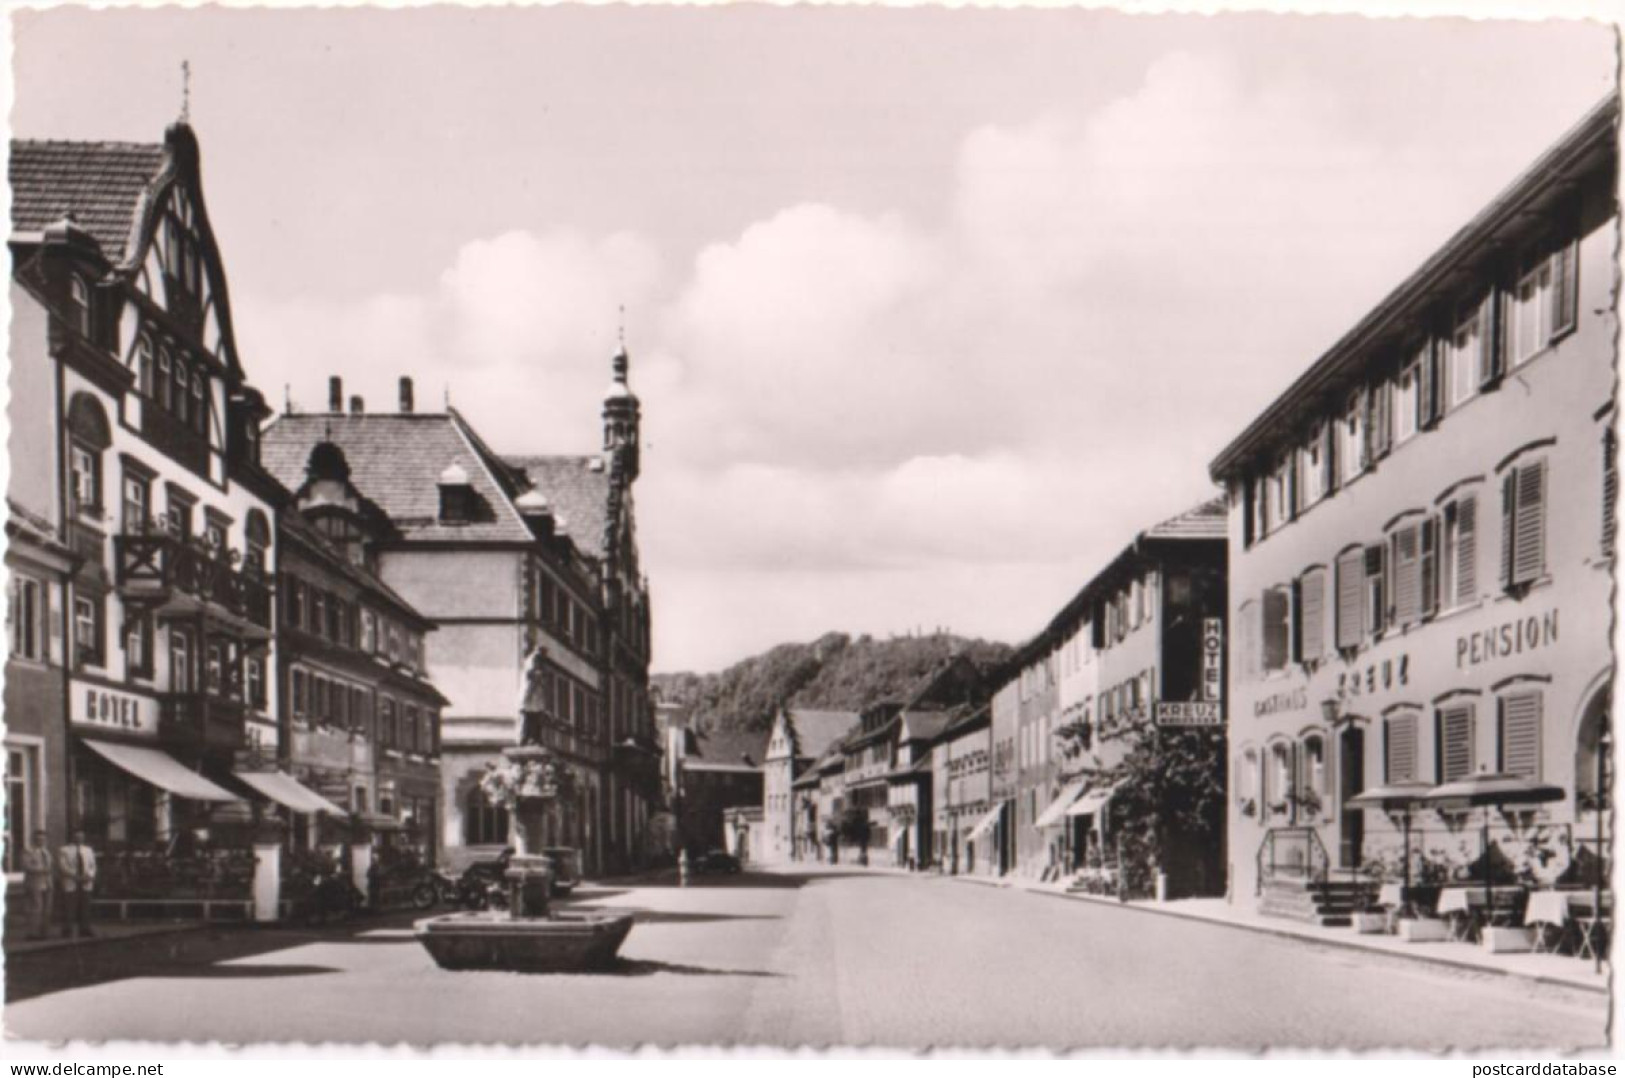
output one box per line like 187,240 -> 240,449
1101,722 -> 1226,899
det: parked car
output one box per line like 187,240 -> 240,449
697,849 -> 741,874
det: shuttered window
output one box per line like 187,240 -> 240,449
1419,339 -> 1441,429
1498,690 -> 1543,781
1238,600 -> 1258,680
1550,239 -> 1579,339
1335,548 -> 1364,650
1476,291 -> 1504,388
1443,494 -> 1478,609
1385,712 -> 1419,784
1501,459 -> 1548,588
1420,517 -> 1439,617
1299,569 -> 1326,662
1262,587 -> 1291,672
1390,522 -> 1421,627
1370,379 -> 1393,460
1364,544 -> 1387,637
1437,704 -> 1476,784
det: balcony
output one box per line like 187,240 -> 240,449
160,692 -> 246,754
114,534 -> 272,633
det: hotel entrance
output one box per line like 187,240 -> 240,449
1339,726 -> 1364,870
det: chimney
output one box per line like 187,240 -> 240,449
399,377 -> 414,414
328,376 -> 343,413
350,395 -> 365,414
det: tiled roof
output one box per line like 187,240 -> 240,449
502,455 -> 611,558
278,509 -> 430,627
899,710 -> 954,744
692,726 -> 770,769
786,708 -> 861,761
10,140 -> 167,261
262,413 -> 535,543
1144,496 -> 1227,541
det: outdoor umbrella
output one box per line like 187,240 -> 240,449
1423,771 -> 1565,915
1345,780 -> 1434,905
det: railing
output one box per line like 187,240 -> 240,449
160,692 -> 246,753
114,534 -> 272,628
1256,827 -> 1331,895
99,846 -> 255,901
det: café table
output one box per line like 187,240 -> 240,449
1436,886 -> 1524,942
1525,889 -> 1611,957
1376,883 -> 1405,931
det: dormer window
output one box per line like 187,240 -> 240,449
68,273 -> 92,338
438,463 -> 475,523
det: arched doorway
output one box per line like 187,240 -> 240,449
1575,682 -> 1611,810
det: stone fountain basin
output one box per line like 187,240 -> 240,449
414,909 -> 635,973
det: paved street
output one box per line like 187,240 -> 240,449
4,867 -> 1607,1050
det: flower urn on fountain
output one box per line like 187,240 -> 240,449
414,648 -> 635,972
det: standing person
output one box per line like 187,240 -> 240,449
56,829 -> 96,939
21,830 -> 54,940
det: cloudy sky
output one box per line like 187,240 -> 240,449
9,6 -> 1615,673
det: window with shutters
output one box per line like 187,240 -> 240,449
1238,599 -> 1259,680
1297,568 -> 1326,663
1268,743 -> 1293,813
1497,690 -> 1543,781
1369,378 -> 1393,461
1509,239 -> 1579,368
1340,390 -> 1366,485
1447,303 -> 1484,409
1396,358 -> 1421,444
1384,712 -> 1420,783
1299,735 -> 1327,801
1334,548 -> 1365,651
1389,521 -> 1423,628
1439,493 -> 1479,611
1300,422 -> 1328,508
1240,749 -> 1260,807
1364,544 -> 1387,638
1419,516 -> 1440,618
1500,458 -> 1548,589
1261,587 -> 1291,673
1436,703 -> 1476,783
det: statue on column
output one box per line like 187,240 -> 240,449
518,645 -> 549,746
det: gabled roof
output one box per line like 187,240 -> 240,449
899,710 -> 954,744
10,139 -> 166,261
1143,496 -> 1226,541
503,454 -> 612,558
692,726 -> 770,769
262,412 -> 535,543
784,708 -> 861,761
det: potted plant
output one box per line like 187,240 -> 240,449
1394,848 -> 1451,943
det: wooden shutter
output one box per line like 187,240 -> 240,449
1357,386 -> 1373,471
1421,338 -> 1445,428
1438,704 -> 1476,783
1511,460 -> 1547,585
1551,240 -> 1579,339
1300,570 -> 1325,661
1498,691 -> 1542,780
1386,712 -> 1419,783
1364,544 -> 1386,635
1262,588 -> 1290,672
1476,293 -> 1504,388
1455,494 -> 1478,607
1604,429 -> 1617,558
1391,524 -> 1421,626
1370,380 -> 1392,460
1335,548 -> 1364,650
1324,420 -> 1339,494
1420,516 -> 1439,617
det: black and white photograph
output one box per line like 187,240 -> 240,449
0,0 -> 1618,1058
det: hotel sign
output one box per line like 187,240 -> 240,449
1457,608 -> 1558,670
70,679 -> 158,738
1202,618 -> 1223,702
1157,701 -> 1223,727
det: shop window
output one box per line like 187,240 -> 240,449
1384,711 -> 1419,783
1436,703 -> 1476,784
1501,458 -> 1548,589
8,574 -> 44,662
4,743 -> 41,874
1497,689 -> 1543,781
73,594 -> 104,668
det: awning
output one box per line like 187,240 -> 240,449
1066,782 -> 1124,818
966,804 -> 1003,842
1034,780 -> 1091,829
234,770 -> 347,816
82,740 -> 242,803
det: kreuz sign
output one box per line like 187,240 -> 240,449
1156,701 -> 1223,727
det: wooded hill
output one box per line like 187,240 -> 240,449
652,631 -> 1014,734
